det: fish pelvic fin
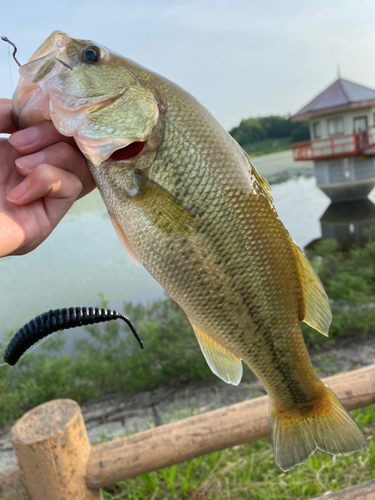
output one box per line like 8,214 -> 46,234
270,385 -> 366,471
189,319 -> 243,385
292,243 -> 332,336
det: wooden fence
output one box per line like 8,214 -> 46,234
0,364 -> 374,499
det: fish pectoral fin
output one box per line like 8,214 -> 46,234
132,172 -> 196,236
292,242 -> 332,336
189,319 -> 243,385
109,214 -> 142,267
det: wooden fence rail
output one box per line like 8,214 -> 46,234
0,364 -> 374,499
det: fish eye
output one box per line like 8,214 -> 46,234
82,45 -> 101,64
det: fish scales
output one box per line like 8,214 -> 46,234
93,78 -> 342,426
11,31 -> 366,471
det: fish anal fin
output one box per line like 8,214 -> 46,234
109,214 -> 142,267
189,319 -> 242,385
292,242 -> 332,336
270,384 -> 366,471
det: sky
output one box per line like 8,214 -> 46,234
1,0 -> 375,130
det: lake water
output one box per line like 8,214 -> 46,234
1,152 -> 374,353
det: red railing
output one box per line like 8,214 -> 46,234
291,125 -> 375,161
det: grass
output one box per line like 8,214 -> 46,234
102,404 -> 375,499
241,137 -> 292,157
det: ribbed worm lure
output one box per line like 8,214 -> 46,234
4,307 -> 143,366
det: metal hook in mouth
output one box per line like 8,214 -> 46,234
56,58 -> 73,70
1,36 -> 21,66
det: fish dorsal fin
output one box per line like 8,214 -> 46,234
291,242 -> 332,336
241,147 -> 273,203
109,214 -> 142,267
189,319 -> 243,385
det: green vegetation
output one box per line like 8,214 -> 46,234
302,227 -> 375,347
235,137 -> 293,157
102,404 -> 375,499
1,230 -> 375,423
229,115 -> 309,157
0,298 -> 213,423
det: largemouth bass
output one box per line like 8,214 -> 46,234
12,31 -> 366,471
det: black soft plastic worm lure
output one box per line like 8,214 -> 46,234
4,307 -> 143,366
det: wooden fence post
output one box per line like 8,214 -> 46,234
11,399 -> 103,500
0,467 -> 30,499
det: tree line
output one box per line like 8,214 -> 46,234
229,115 -> 310,147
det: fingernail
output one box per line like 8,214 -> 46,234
9,127 -> 38,148
15,151 -> 45,171
7,181 -> 27,202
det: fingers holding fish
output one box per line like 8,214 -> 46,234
8,119 -> 77,155
5,162 -> 82,253
8,119 -> 94,199
15,141 -> 95,198
0,97 -> 91,258
0,98 -> 18,134
7,162 -> 82,209
1,161 -> 82,257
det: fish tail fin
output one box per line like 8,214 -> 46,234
270,385 -> 366,471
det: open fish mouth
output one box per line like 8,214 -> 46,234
12,31 -> 72,128
13,30 -> 114,126
12,31 -> 156,166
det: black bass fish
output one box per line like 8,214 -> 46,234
12,31 -> 366,471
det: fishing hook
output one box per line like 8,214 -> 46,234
1,36 -> 21,66
56,58 -> 74,70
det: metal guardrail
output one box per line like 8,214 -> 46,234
0,364 -> 374,499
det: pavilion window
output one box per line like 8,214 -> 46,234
353,116 -> 368,133
328,118 -> 344,136
312,121 -> 321,139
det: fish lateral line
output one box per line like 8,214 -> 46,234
4,306 -> 143,366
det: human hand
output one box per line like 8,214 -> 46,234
0,98 -> 95,257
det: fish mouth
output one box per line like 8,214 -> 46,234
12,31 -> 72,128
13,32 -> 107,128
12,30 -> 117,129
12,31 -> 157,166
